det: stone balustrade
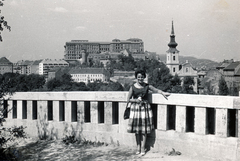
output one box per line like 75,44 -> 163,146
2,91 -> 240,160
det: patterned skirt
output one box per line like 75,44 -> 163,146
127,102 -> 154,134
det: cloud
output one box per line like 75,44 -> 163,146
50,7 -> 68,13
136,11 -> 145,15
75,26 -> 86,31
74,9 -> 93,13
9,0 -> 18,6
81,9 -> 92,13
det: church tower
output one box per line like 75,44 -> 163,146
166,21 -> 180,75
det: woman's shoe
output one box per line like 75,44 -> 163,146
136,151 -> 141,155
140,152 -> 145,156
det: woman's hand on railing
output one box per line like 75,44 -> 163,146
161,91 -> 171,100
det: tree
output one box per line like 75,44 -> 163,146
170,74 -> 182,93
98,81 -> 124,91
71,82 -> 89,91
136,59 -> 162,74
0,76 -> 27,160
0,0 -> 11,41
46,78 -> 62,91
148,65 -> 173,92
182,76 -> 196,94
0,73 -> 45,92
219,77 -> 229,95
87,81 -> 106,91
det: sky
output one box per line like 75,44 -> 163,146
0,0 -> 239,63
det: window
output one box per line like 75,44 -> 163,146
173,67 -> 175,72
173,56 -> 175,61
186,68 -> 189,72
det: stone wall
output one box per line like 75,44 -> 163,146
2,92 -> 240,160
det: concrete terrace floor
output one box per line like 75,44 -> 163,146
12,138 -> 217,161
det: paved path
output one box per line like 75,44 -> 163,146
15,139 -> 215,161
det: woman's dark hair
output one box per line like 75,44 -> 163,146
135,69 -> 146,78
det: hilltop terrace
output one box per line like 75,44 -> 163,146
2,91 -> 240,160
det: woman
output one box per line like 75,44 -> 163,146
127,69 -> 170,155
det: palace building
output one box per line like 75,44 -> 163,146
64,38 -> 144,60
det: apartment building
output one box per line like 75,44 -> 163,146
39,59 -> 69,77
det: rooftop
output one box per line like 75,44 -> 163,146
69,68 -> 109,75
223,62 -> 240,71
0,57 -> 12,65
41,59 -> 69,64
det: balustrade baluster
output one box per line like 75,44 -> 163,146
176,105 -> 186,133
104,102 -> 112,124
53,101 -> 59,121
195,107 -> 206,135
65,101 -> 71,122
216,108 -> 228,137
27,101 -> 32,120
157,104 -> 167,130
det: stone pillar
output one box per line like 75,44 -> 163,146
91,102 -> 98,124
17,101 -> 22,119
195,107 -> 206,135
238,110 -> 240,138
65,101 -> 71,122
53,101 -> 59,121
74,101 -> 85,140
119,102 -> 128,133
77,101 -> 84,123
7,101 -> 13,119
38,101 -> 47,121
27,101 -> 32,120
216,108 -> 227,137
176,105 -> 186,133
104,102 -> 112,124
157,104 -> 167,130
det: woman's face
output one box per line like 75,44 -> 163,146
137,73 -> 145,84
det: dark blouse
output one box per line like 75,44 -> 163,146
132,83 -> 149,100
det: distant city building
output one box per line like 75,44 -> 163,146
200,69 -> 223,95
31,60 -> 42,74
145,51 -> 158,60
87,53 -> 111,67
132,53 -> 146,60
39,59 -> 69,77
13,60 -> 42,75
177,60 -> 198,92
64,38 -> 144,60
14,60 -> 33,75
222,61 -> 240,89
197,71 -> 207,81
48,67 -> 71,81
0,57 -> 13,74
216,59 -> 234,74
69,68 -> 110,84
113,70 -> 135,77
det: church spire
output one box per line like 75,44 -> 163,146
171,20 -> 175,35
167,20 -> 179,52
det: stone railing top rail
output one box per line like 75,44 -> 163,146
5,91 -> 240,109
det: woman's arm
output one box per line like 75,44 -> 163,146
127,86 -> 141,103
149,85 -> 171,99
